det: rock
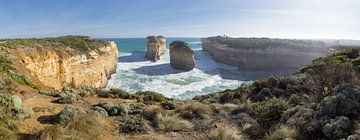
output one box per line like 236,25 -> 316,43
146,36 -> 166,62
169,41 -> 195,71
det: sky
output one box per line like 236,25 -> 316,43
0,0 -> 359,39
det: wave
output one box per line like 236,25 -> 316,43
107,49 -> 244,99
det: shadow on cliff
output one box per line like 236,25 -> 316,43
133,63 -> 183,76
119,51 -> 147,63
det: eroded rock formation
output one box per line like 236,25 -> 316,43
5,37 -> 118,89
146,36 -> 166,62
170,41 -> 195,71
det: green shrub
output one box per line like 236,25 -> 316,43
205,123 -> 248,140
176,101 -> 212,119
109,88 -> 130,98
156,113 -> 193,132
161,101 -> 177,110
265,125 -> 298,140
351,57 -> 360,66
250,99 -> 289,128
136,91 -> 167,102
121,118 -> 148,134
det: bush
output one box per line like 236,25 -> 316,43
0,127 -> 17,140
95,102 -> 129,116
241,123 -> 266,140
250,98 -> 289,128
161,101 -> 177,110
156,113 -> 193,132
39,125 -> 65,140
176,101 -> 212,119
321,116 -> 351,140
205,123 -> 248,140
48,106 -> 107,140
104,88 -> 130,98
121,118 -> 148,134
136,91 -> 167,102
265,125 -> 298,140
143,105 -> 165,121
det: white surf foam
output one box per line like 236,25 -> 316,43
107,49 -> 244,99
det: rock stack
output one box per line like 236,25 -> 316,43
146,36 -> 166,62
169,41 -> 195,71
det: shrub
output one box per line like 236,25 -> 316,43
250,98 -> 289,128
39,125 -> 65,140
176,101 -> 212,119
265,125 -> 298,140
108,88 -> 130,98
241,123 -> 266,140
161,101 -> 177,110
212,103 -> 239,114
136,91 -> 167,102
96,102 -> 129,116
205,123 -> 248,140
0,127 -> 17,140
48,106 -> 107,140
156,113 -> 193,132
121,118 -> 148,134
143,105 -> 165,121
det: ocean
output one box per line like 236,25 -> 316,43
99,38 -> 245,99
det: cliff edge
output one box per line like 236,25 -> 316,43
0,36 -> 118,89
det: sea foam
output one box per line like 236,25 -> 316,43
106,48 -> 244,99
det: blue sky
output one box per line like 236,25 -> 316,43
1,0 -> 359,39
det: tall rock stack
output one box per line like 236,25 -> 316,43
146,36 -> 166,62
169,41 -> 195,71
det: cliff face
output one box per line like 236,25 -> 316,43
170,41 -> 195,71
202,37 -> 329,72
146,36 -> 166,62
3,37 -> 118,89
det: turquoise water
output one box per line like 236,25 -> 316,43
99,38 -> 244,99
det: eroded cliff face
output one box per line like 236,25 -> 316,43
9,41 -> 118,89
146,36 -> 166,62
202,37 -> 329,72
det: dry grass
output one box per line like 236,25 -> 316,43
205,123 -> 248,140
0,127 -> 18,140
265,125 -> 298,140
143,105 -> 165,121
156,113 -> 193,132
176,101 -> 212,119
39,113 -> 107,140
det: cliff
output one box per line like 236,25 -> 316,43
169,41 -> 195,71
202,36 -> 329,72
146,36 -> 166,62
0,36 -> 118,89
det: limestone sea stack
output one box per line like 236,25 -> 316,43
146,36 -> 166,62
169,41 -> 195,71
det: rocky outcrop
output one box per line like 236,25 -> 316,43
202,37 -> 329,73
6,38 -> 118,89
169,41 -> 195,71
146,36 -> 166,62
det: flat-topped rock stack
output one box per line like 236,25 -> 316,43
169,41 -> 195,71
146,36 -> 166,62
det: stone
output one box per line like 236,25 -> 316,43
146,36 -> 166,62
169,41 -> 195,71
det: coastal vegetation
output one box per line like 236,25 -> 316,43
0,36 -> 360,139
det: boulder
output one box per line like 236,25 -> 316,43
146,36 -> 166,62
169,41 -> 195,71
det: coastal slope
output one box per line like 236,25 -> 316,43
0,36 -> 118,89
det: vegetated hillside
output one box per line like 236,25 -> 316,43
0,36 -> 108,54
1,46 -> 360,139
206,36 -> 327,50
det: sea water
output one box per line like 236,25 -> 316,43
99,38 -> 246,99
